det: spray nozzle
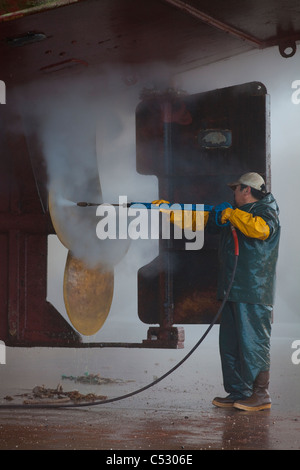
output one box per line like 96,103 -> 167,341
76,201 -> 131,208
77,201 -> 99,207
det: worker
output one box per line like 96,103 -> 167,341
210,172 -> 281,411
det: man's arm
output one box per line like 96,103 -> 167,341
221,207 -> 270,240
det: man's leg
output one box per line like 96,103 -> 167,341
212,302 -> 252,408
233,303 -> 273,411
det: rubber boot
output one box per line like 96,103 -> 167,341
212,393 -> 247,408
212,395 -> 236,408
233,371 -> 271,411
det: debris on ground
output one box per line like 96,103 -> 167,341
61,372 -> 132,385
3,384 -> 107,405
3,395 -> 13,401
2,374 -> 134,405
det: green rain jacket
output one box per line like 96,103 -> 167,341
213,193 -> 280,306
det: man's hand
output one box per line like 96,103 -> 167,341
151,199 -> 170,206
221,207 -> 234,224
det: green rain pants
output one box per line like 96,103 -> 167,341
219,301 -> 273,399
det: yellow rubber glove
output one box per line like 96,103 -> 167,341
151,200 -> 208,231
221,207 -> 234,224
171,210 -> 207,231
151,199 -> 170,206
203,211 -> 210,227
221,207 -> 270,240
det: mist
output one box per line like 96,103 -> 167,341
14,65 -> 168,341
15,69 -> 161,270
13,45 -> 300,344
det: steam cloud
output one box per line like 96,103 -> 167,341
14,66 -> 174,269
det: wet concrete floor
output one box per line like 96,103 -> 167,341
0,323 -> 299,451
0,404 -> 299,451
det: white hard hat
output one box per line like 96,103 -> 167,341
228,172 -> 266,192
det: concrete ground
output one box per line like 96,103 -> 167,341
0,323 -> 299,451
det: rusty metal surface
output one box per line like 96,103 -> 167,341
63,252 -> 114,336
1,0 -> 300,88
0,0 -> 82,21
0,116 -> 81,347
164,0 -> 300,46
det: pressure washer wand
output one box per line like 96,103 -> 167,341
76,201 -> 213,211
77,201 -> 130,207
